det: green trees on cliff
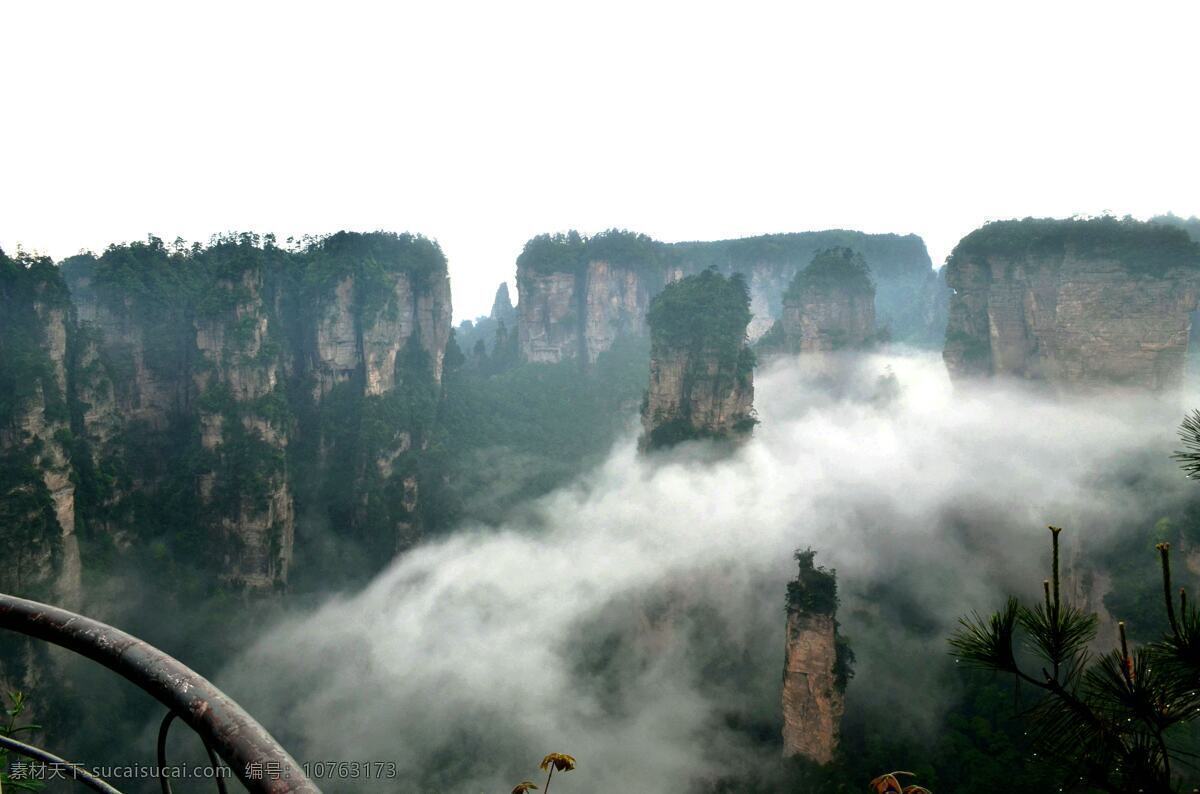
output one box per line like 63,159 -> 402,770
516,229 -> 665,275
784,247 -> 874,301
646,268 -> 754,365
948,216 -> 1200,276
0,248 -> 73,601
642,269 -> 756,449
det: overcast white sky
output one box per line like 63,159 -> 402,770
3,1 -> 1198,319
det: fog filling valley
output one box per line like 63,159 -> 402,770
217,350 -> 1198,793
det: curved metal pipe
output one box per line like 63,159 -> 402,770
157,711 -> 229,794
0,733 -> 125,794
0,593 -> 320,793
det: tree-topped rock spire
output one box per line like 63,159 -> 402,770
639,268 -> 756,449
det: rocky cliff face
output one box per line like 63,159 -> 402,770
516,231 -> 665,365
766,248 -> 877,353
671,231 -> 940,345
516,229 -> 942,366
943,218 -> 1200,391
311,265 -> 451,399
490,281 -> 516,326
583,260 -> 658,364
303,234 -> 452,562
3,232 -> 452,594
0,250 -> 80,606
192,261 -> 294,588
517,269 -> 581,364
640,270 -> 755,449
782,550 -> 846,765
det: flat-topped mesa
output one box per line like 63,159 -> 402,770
943,217 -> 1200,391
782,549 -> 848,765
639,269 -> 756,450
761,247 -> 877,353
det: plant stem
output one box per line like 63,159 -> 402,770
1049,526 -> 1062,615
544,766 -> 554,794
1159,543 -> 1181,639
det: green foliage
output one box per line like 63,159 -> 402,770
825,669 -> 1057,794
42,231 -> 452,593
1174,409 -> 1200,482
670,230 -> 931,280
584,228 -> 666,269
516,229 -> 665,275
0,248 -> 71,428
784,247 -> 874,301
429,335 -> 650,527
943,328 -> 990,368
948,215 -> 1200,276
949,526 -> 1200,792
0,452 -> 61,599
301,231 -> 447,323
517,230 -> 587,275
1151,214 -> 1200,243
1,691 -> 45,791
643,269 -> 756,449
646,417 -> 717,449
786,548 -> 839,616
754,320 -> 788,355
646,269 -> 752,361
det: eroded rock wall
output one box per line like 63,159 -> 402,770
782,610 -> 843,764
0,254 -> 80,605
776,248 -> 877,353
515,230 -> 943,366
193,265 -> 293,588
781,550 -> 845,765
943,220 -> 1200,390
640,270 -> 755,449
5,233 -> 452,594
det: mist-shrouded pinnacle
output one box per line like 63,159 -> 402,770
490,281 -> 516,323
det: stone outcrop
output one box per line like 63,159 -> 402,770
4,232 -> 452,594
452,282 -> 519,370
490,282 -> 516,326
515,229 -> 943,366
672,231 -> 939,344
782,549 -> 846,765
765,247 -> 877,353
311,264 -> 451,399
516,231 -> 665,365
640,270 -> 755,449
0,250 -> 81,606
517,269 -> 581,364
943,218 -> 1200,391
193,264 -> 293,587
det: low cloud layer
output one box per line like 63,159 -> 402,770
219,351 -> 1198,792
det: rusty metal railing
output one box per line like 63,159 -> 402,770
0,593 -> 321,793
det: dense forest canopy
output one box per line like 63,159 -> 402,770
61,231 -> 446,296
515,228 -> 935,282
669,230 -> 931,279
646,269 -> 752,357
784,247 -> 874,300
948,216 -> 1200,275
516,228 -> 665,275
1152,213 -> 1200,243
0,248 -> 71,429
